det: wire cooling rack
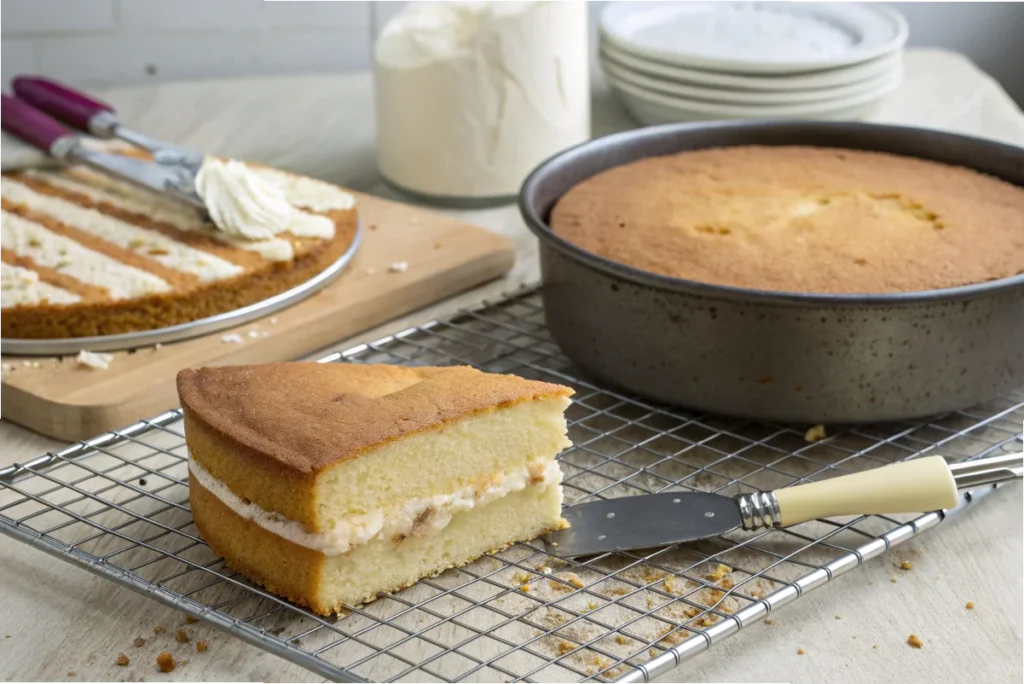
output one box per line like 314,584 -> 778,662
2,288 -> 1022,683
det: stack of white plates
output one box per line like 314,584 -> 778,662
599,2 -> 908,125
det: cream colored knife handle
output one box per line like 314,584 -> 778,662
772,455 -> 959,527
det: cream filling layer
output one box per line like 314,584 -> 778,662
188,457 -> 563,556
1,177 -> 243,281
1,211 -> 171,300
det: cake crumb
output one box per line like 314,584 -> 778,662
764,618 -> 774,625
153,343 -> 162,350
907,634 -> 924,649
248,330 -> 260,339
519,584 -> 530,593
512,572 -> 531,584
368,224 -> 378,231
900,561 -> 913,570
115,653 -> 130,666
388,261 -> 408,273
156,651 -> 176,673
556,572 -> 585,589
873,644 -> 878,649
269,317 -> 278,325
153,626 -> 165,635
220,333 -> 242,344
965,601 -> 975,610
890,577 -> 898,583
705,564 -> 732,581
67,671 -> 76,677
364,267 -> 376,275
174,629 -> 190,643
184,615 -> 199,624
797,648 -> 806,655
133,637 -> 147,647
587,601 -> 598,610
535,565 -> 553,575
804,424 -> 826,443
615,635 -> 628,645
835,614 -> 841,620
557,640 -> 574,655
76,350 -> 113,370
196,641 -> 209,653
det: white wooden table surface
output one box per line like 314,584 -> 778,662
1,48 -> 1021,683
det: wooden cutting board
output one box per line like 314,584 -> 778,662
0,190 -> 515,440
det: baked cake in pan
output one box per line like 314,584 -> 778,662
178,362 -> 573,615
550,145 -> 1024,294
1,163 -> 358,339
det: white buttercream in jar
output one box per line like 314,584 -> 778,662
374,1 -> 590,203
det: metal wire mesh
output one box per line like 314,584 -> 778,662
2,287 -> 1022,683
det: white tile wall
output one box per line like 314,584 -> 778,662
1,0 -> 1022,105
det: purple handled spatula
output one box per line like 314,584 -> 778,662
12,75 -> 203,171
1,93 -> 204,209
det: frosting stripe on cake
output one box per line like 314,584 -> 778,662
1,177 -> 245,282
1,247 -> 111,302
1,211 -> 171,299
23,169 -> 296,263
1,261 -> 81,307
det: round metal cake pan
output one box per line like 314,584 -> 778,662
519,121 -> 1024,423
2,221 -> 364,356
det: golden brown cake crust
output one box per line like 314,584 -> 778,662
549,145 -> 1024,294
177,363 -> 573,475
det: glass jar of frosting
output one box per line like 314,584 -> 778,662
373,1 -> 591,207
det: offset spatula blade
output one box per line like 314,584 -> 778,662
543,492 -> 744,558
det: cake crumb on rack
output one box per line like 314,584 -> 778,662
835,614 -> 841,620
764,618 -> 774,625
115,653 -> 130,666
615,635 -> 629,645
804,424 -> 826,443
156,651 -> 176,673
152,625 -> 165,635
133,637 -> 146,648
907,634 -> 924,649
184,615 -> 199,624
890,577 -> 898,583
556,572 -> 585,589
965,601 -> 975,610
174,630 -> 190,643
196,641 -> 209,653
76,350 -> 113,370
67,671 -> 76,677
900,561 -> 914,570
797,648 -> 806,655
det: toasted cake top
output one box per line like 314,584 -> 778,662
177,363 -> 574,474
549,145 -> 1024,294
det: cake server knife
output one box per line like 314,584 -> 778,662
1,94 -> 205,209
11,75 -> 203,171
543,453 -> 1023,558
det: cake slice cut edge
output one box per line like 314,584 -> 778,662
178,362 -> 574,614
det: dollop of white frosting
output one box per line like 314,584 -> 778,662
194,157 -> 336,241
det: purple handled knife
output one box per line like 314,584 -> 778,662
1,93 -> 204,209
12,75 -> 203,171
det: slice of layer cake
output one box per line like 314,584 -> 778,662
177,362 -> 573,615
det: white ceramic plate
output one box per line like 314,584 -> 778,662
609,71 -> 900,124
601,52 -> 903,105
601,39 -> 903,92
600,1 -> 908,74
